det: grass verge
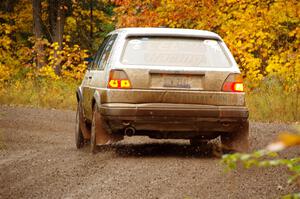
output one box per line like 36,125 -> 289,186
246,79 -> 299,122
0,78 -> 79,110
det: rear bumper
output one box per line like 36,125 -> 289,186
100,103 -> 248,133
100,103 -> 248,118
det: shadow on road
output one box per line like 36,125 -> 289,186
95,142 -> 222,158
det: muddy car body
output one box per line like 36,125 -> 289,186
75,28 -> 249,153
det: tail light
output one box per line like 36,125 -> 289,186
222,73 -> 244,92
108,69 -> 131,89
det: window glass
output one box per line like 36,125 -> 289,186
121,37 -> 232,68
95,34 -> 117,70
91,36 -> 111,70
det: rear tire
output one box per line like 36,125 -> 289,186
91,104 -> 99,154
221,121 -> 249,153
75,103 -> 85,149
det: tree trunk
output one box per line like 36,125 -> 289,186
56,2 -> 66,48
48,0 -> 67,75
0,0 -> 18,12
48,0 -> 57,42
33,0 -> 44,68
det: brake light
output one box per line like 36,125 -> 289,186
108,69 -> 131,89
222,74 -> 244,92
233,82 -> 244,92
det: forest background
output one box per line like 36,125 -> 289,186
0,0 -> 299,122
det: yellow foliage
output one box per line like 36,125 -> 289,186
0,0 -> 298,100
0,1 -> 34,84
44,39 -> 89,80
36,65 -> 59,80
0,63 -> 15,86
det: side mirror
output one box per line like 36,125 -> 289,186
85,57 -> 94,70
84,57 -> 93,63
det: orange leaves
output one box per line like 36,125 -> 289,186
114,0 -> 161,27
267,130 -> 300,152
113,0 -> 300,90
114,0 -> 217,29
1,0 -> 299,87
215,0 -> 300,89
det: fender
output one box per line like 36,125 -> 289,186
76,86 -> 91,139
76,86 -> 85,117
76,86 -> 83,103
92,89 -> 102,111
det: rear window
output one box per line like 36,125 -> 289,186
121,37 -> 232,67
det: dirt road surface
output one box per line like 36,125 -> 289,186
0,105 -> 299,199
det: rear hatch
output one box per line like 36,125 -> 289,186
121,36 -> 232,91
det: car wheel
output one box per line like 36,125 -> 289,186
91,104 -> 99,154
75,103 -> 85,149
221,121 -> 249,153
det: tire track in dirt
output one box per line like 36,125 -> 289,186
0,105 -> 298,199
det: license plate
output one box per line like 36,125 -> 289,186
162,75 -> 190,88
151,74 -> 203,89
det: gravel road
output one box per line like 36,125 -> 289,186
0,105 -> 299,199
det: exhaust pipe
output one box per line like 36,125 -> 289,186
124,126 -> 135,136
222,122 -> 230,127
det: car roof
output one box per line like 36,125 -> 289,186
108,27 -> 222,40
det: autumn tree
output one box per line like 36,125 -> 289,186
0,0 -> 19,12
48,0 -> 69,74
32,0 -> 44,68
64,0 -> 114,51
113,0 -> 300,88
